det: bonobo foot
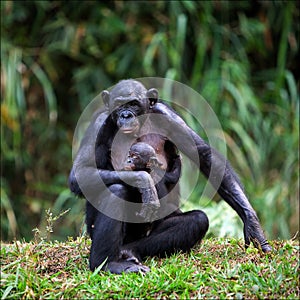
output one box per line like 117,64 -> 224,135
107,250 -> 150,274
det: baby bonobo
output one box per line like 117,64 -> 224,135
123,142 -> 165,220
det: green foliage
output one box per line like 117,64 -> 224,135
1,238 -> 299,299
1,1 -> 299,240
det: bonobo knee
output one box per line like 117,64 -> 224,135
68,168 -> 83,196
192,210 -> 209,235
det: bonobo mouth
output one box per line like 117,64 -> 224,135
123,164 -> 135,171
119,124 -> 139,135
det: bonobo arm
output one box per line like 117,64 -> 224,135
71,157 -> 159,222
152,102 -> 271,252
164,156 -> 181,184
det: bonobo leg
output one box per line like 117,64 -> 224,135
122,210 -> 209,259
88,184 -> 150,274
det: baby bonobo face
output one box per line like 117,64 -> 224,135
124,142 -> 163,172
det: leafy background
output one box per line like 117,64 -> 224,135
1,1 -> 299,241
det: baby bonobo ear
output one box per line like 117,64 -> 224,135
146,88 -> 158,108
148,156 -> 163,169
101,90 -> 110,108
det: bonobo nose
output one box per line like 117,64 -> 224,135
121,111 -> 134,119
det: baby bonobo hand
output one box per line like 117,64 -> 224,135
123,142 -> 163,221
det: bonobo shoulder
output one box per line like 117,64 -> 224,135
88,107 -> 109,126
87,109 -> 110,135
151,100 -> 177,114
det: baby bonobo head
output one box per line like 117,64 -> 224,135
124,142 -> 163,172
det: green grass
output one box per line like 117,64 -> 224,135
1,237 -> 299,299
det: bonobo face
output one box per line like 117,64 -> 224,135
101,80 -> 158,135
124,142 -> 161,171
112,100 -> 144,134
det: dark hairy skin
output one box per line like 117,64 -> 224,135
69,79 -> 271,274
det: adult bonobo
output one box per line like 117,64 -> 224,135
69,79 -> 271,274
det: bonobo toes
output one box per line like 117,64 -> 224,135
106,249 -> 150,274
124,263 -> 150,273
107,261 -> 150,274
107,249 -> 150,274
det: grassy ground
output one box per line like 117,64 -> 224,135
1,237 -> 299,299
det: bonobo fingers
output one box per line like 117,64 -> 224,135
140,186 -> 160,206
139,185 -> 160,222
251,237 -> 272,253
134,171 -> 154,189
243,217 -> 272,252
136,202 -> 160,222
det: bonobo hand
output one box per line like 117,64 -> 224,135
136,201 -> 160,222
120,171 -> 156,189
135,172 -> 160,221
243,212 -> 272,252
124,171 -> 160,204
119,171 -> 160,221
136,186 -> 160,221
134,171 -> 157,190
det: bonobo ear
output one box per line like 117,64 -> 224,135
146,88 -> 158,108
148,156 -> 163,169
101,90 -> 110,108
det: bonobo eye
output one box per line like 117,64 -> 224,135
113,99 -> 141,111
131,152 -> 139,159
128,151 -> 138,159
113,100 -> 124,109
128,100 -> 141,108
